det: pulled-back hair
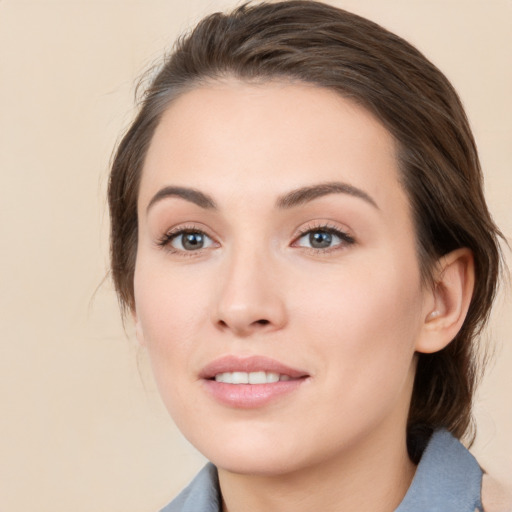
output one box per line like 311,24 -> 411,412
108,0 -> 503,461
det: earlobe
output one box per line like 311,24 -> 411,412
416,248 -> 475,354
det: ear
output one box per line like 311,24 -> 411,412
131,308 -> 146,346
415,248 -> 475,354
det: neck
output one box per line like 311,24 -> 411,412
218,426 -> 416,512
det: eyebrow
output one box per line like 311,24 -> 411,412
146,181 -> 378,213
146,186 -> 217,212
276,182 -> 379,210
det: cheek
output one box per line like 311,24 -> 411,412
298,259 -> 424,383
299,253 -> 423,335
298,274 -> 421,441
134,276 -> 203,421
132,261 -> 208,400
134,257 -> 208,342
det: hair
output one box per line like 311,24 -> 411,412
108,0 -> 504,461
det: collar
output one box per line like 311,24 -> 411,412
396,429 -> 483,511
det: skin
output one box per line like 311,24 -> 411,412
133,80 -> 474,512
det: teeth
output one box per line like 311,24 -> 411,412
232,372 -> 248,384
248,371 -> 266,384
266,372 -> 279,383
214,371 -> 292,384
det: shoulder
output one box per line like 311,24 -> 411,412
482,474 -> 512,512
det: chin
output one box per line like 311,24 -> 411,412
212,450 -> 305,477
187,428 -> 308,476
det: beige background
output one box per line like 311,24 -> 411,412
1,0 -> 510,510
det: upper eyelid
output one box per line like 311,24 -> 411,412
294,221 -> 354,238
162,223 -> 215,238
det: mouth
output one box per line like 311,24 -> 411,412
213,371 -> 294,384
200,354 -> 309,382
200,355 -> 309,408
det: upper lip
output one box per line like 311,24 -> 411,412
199,355 -> 309,380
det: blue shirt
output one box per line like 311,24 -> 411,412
160,429 -> 483,512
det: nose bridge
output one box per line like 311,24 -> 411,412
214,238 -> 286,335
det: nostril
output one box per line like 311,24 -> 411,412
256,319 -> 270,326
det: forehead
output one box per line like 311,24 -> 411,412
139,80 -> 406,214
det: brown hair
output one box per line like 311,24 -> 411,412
108,0 -> 503,460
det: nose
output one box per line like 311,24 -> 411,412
213,247 -> 287,337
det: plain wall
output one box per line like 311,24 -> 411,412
0,1 -> 510,510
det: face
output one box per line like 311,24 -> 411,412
134,81 -> 432,476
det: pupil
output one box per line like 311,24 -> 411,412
183,232 -> 204,250
310,231 -> 332,248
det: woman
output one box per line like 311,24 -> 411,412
108,1 -> 509,510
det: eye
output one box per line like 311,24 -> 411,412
294,226 -> 355,251
158,229 -> 216,252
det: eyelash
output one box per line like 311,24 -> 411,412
156,223 -> 355,256
292,223 -> 355,254
156,224 -> 216,256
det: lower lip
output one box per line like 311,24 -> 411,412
202,378 -> 307,408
